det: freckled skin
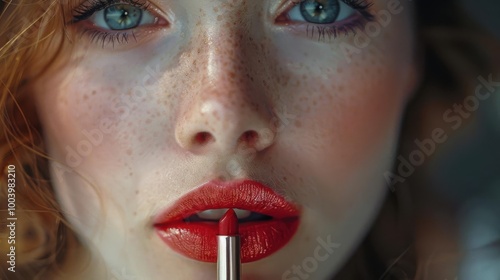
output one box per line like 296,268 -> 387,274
33,1 -> 417,279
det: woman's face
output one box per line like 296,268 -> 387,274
33,0 -> 417,279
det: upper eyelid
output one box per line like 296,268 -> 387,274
69,0 -> 167,24
274,0 -> 331,23
274,0 -> 299,20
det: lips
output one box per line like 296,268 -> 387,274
153,179 -> 300,263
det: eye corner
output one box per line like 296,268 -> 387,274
149,7 -> 171,27
275,13 -> 291,25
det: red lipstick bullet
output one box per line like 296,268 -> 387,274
217,209 -> 241,280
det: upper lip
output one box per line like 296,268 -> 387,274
153,179 -> 300,225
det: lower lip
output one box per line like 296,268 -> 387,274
155,217 -> 299,263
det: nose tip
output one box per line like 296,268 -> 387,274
175,100 -> 276,154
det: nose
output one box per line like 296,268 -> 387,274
175,97 -> 276,154
174,30 -> 276,155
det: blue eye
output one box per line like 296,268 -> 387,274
70,0 -> 168,47
288,0 -> 357,24
93,4 -> 156,30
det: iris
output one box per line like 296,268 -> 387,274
104,5 -> 143,30
300,0 -> 340,24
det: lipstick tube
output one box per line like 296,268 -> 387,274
217,209 -> 241,280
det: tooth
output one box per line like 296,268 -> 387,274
233,208 -> 251,219
196,209 -> 228,220
196,208 -> 252,220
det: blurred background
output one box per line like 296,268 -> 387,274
429,1 -> 499,279
461,0 -> 500,39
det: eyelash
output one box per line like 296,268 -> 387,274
287,0 -> 375,42
82,29 -> 138,48
72,0 -> 149,22
70,0 -> 375,47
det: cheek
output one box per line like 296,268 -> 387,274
271,28 -> 414,216
34,61 -> 170,170
284,63 -> 408,176
32,61 -> 167,230
35,71 -> 119,165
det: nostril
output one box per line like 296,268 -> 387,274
194,131 -> 214,145
240,130 -> 258,146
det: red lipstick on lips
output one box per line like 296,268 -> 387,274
154,179 -> 300,263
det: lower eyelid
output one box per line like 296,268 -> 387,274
275,14 -> 371,43
73,19 -> 168,49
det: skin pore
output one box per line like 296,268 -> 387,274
31,0 -> 417,279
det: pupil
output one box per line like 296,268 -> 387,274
315,4 -> 324,15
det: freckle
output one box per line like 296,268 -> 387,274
129,172 -> 133,176
217,15 -> 223,21
135,190 -> 139,194
83,94 -> 88,100
145,119 -> 152,124
295,120 -> 302,127
338,85 -> 345,92
126,149 -> 132,155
